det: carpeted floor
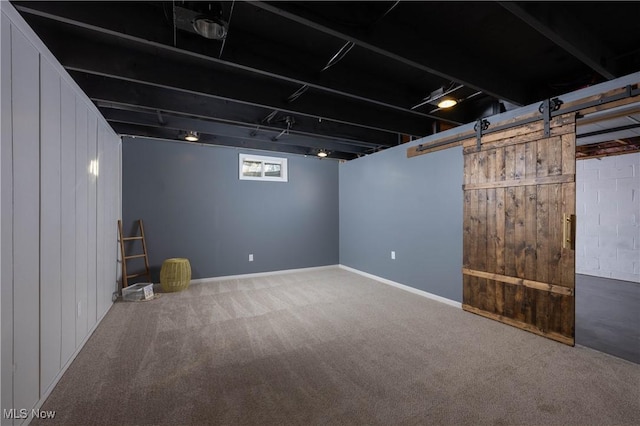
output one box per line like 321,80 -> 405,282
33,267 -> 639,425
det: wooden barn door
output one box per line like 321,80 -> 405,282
462,113 -> 576,345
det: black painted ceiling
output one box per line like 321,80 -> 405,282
12,1 -> 640,160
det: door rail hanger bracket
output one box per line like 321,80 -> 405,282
539,97 -> 563,137
474,119 -> 490,151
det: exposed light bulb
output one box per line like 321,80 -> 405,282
437,98 -> 457,109
193,17 -> 228,40
184,130 -> 199,142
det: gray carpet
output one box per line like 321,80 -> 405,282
34,268 -> 639,425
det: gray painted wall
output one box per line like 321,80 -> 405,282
122,137 -> 339,280
339,145 -> 463,302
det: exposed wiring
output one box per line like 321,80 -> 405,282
293,1 -> 401,29
322,41 -> 355,71
373,1 -> 401,25
218,0 -> 236,58
172,1 -> 177,47
287,85 -> 310,103
262,110 -> 279,124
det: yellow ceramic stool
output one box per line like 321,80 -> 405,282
160,258 -> 191,292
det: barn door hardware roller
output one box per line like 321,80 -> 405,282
539,97 -> 563,137
562,213 -> 576,250
474,119 -> 490,151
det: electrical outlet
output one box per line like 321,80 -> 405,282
249,254 -> 254,262
391,251 -> 396,260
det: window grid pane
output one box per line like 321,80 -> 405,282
242,160 -> 262,177
264,162 -> 281,177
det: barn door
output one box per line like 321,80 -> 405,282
462,112 -> 576,345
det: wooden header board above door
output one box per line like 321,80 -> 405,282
461,114 -> 576,345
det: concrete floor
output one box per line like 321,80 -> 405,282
576,274 -> 640,364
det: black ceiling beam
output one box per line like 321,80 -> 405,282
97,102 -> 383,150
29,21 -> 432,137
113,122 -> 356,160
13,2 -> 465,125
250,1 -> 528,106
100,107 -> 374,155
221,30 -> 466,125
70,72 -> 398,147
499,2 -> 617,80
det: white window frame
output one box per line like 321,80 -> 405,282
239,153 -> 288,182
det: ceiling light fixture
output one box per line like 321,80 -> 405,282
437,98 -> 458,109
411,84 -> 463,110
193,16 -> 228,40
317,150 -> 328,158
184,130 -> 199,142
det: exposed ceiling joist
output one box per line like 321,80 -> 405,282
500,2 -> 617,80
10,1 -> 640,160
50,35 -> 429,137
100,107 -> 374,156
15,3 -> 466,126
114,122 -> 326,158
576,137 -> 640,159
249,1 -> 528,106
73,72 -> 397,146
222,30 -> 467,124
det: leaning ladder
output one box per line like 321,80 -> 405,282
117,219 -> 152,289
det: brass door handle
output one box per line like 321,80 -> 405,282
563,213 -> 576,250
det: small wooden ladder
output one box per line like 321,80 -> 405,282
118,219 -> 152,289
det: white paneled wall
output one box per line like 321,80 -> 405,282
576,153 -> 640,283
1,4 -> 122,424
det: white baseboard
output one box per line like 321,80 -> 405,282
189,264 -> 462,309
338,264 -> 462,309
189,264 -> 339,284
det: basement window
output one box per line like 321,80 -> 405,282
239,154 -> 288,182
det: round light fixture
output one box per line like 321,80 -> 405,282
437,98 -> 458,109
317,150 -> 328,158
184,130 -> 199,142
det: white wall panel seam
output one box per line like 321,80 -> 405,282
38,51 -> 42,399
58,72 -> 64,375
10,17 -> 15,416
